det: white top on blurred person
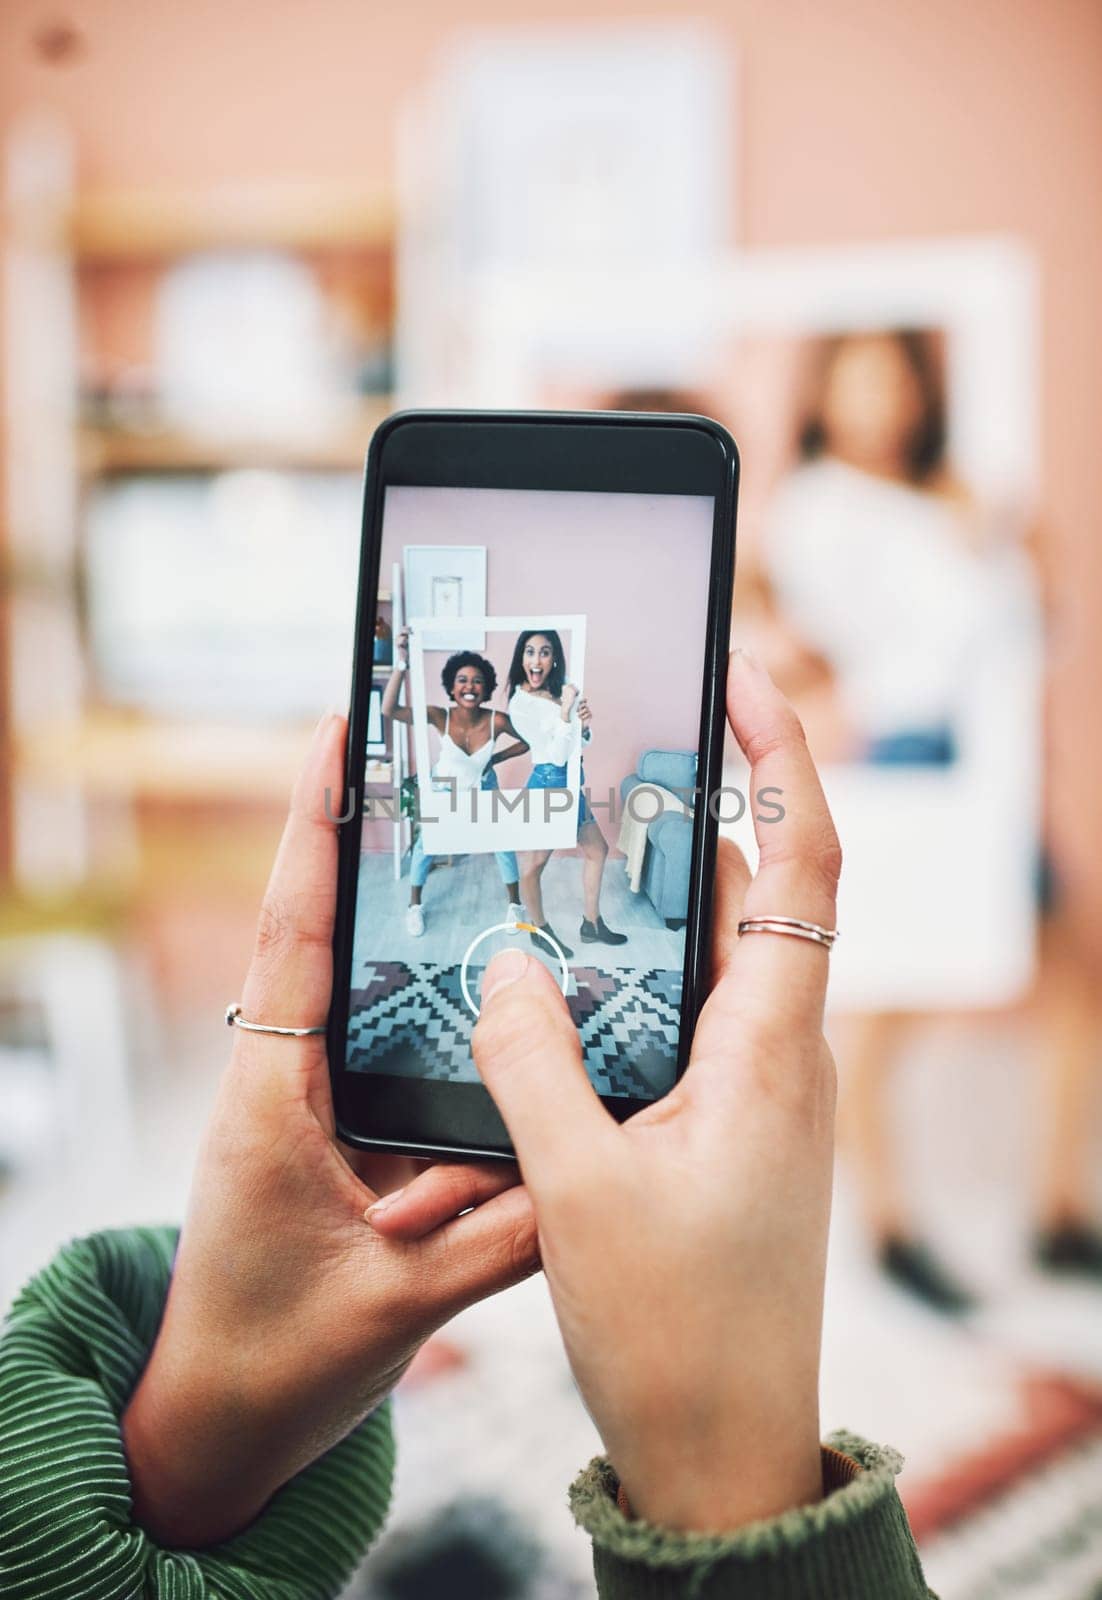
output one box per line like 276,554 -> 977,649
763,331 -> 1018,758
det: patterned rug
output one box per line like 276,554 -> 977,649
906,1371 -> 1102,1599
346,961 -> 682,1099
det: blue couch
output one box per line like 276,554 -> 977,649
619,749 -> 698,928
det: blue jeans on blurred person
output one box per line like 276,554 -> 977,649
864,726 -> 957,766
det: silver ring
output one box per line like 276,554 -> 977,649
225,1003 -> 327,1037
737,917 -> 839,950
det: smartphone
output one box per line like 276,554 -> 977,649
328,410 -> 738,1159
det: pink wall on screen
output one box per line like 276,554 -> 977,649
378,486 -> 714,852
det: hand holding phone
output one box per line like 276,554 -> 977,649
121,713 -> 537,1550
122,655 -> 839,1553
468,652 -> 839,1536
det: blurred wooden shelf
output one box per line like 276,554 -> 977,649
68,181 -> 394,261
18,713 -> 393,804
17,712 -> 318,802
77,401 -> 391,475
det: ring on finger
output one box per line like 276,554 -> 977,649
737,917 -> 839,951
226,1003 -> 327,1037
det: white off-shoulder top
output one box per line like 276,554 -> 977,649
507,689 -> 582,767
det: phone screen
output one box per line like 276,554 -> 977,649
345,484 -> 715,1102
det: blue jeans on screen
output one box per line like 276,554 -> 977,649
409,766 -> 519,889
525,762 -> 592,829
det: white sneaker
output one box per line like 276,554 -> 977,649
507,902 -> 526,931
406,904 -> 426,938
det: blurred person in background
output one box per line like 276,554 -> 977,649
760,330 -> 1102,1311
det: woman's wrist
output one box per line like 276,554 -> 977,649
123,1337 -> 283,1547
122,1252 -> 405,1550
608,1396 -> 823,1534
122,1297 -> 355,1548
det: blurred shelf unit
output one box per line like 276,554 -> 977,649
17,641 -> 396,805
76,400 -> 391,477
2,173 -> 399,896
16,711 -> 323,804
66,181 -> 394,261
71,178 -> 396,485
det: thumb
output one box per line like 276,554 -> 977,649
471,950 -> 614,1194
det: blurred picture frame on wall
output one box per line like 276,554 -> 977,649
420,21 -> 730,271
396,19 -> 733,404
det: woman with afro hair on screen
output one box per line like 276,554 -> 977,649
383,628 -> 529,936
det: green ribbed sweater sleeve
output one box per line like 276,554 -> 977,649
0,1227 -> 395,1600
571,1437 -> 937,1599
3,1226 -> 936,1600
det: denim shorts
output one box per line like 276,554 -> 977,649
525,762 -> 591,829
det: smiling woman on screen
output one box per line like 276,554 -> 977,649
382,627 -> 529,937
506,628 -> 627,960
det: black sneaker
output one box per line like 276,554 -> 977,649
878,1237 -> 976,1316
579,916 -> 627,946
1035,1222 -> 1102,1280
531,924 -> 573,960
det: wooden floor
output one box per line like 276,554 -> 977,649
352,846 -> 684,975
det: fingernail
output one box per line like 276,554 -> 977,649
365,1186 -> 405,1223
315,707 -> 343,737
481,948 -> 529,1006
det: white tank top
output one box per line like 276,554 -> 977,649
432,708 -> 498,791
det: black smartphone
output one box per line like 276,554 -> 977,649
328,410 -> 738,1159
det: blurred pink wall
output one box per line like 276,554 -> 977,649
378,487 -> 714,843
2,0 -> 1101,952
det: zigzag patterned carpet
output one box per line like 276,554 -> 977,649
346,961 -> 683,1099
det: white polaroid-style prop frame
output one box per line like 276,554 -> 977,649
404,238 -> 1042,1010
407,614 -> 586,855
